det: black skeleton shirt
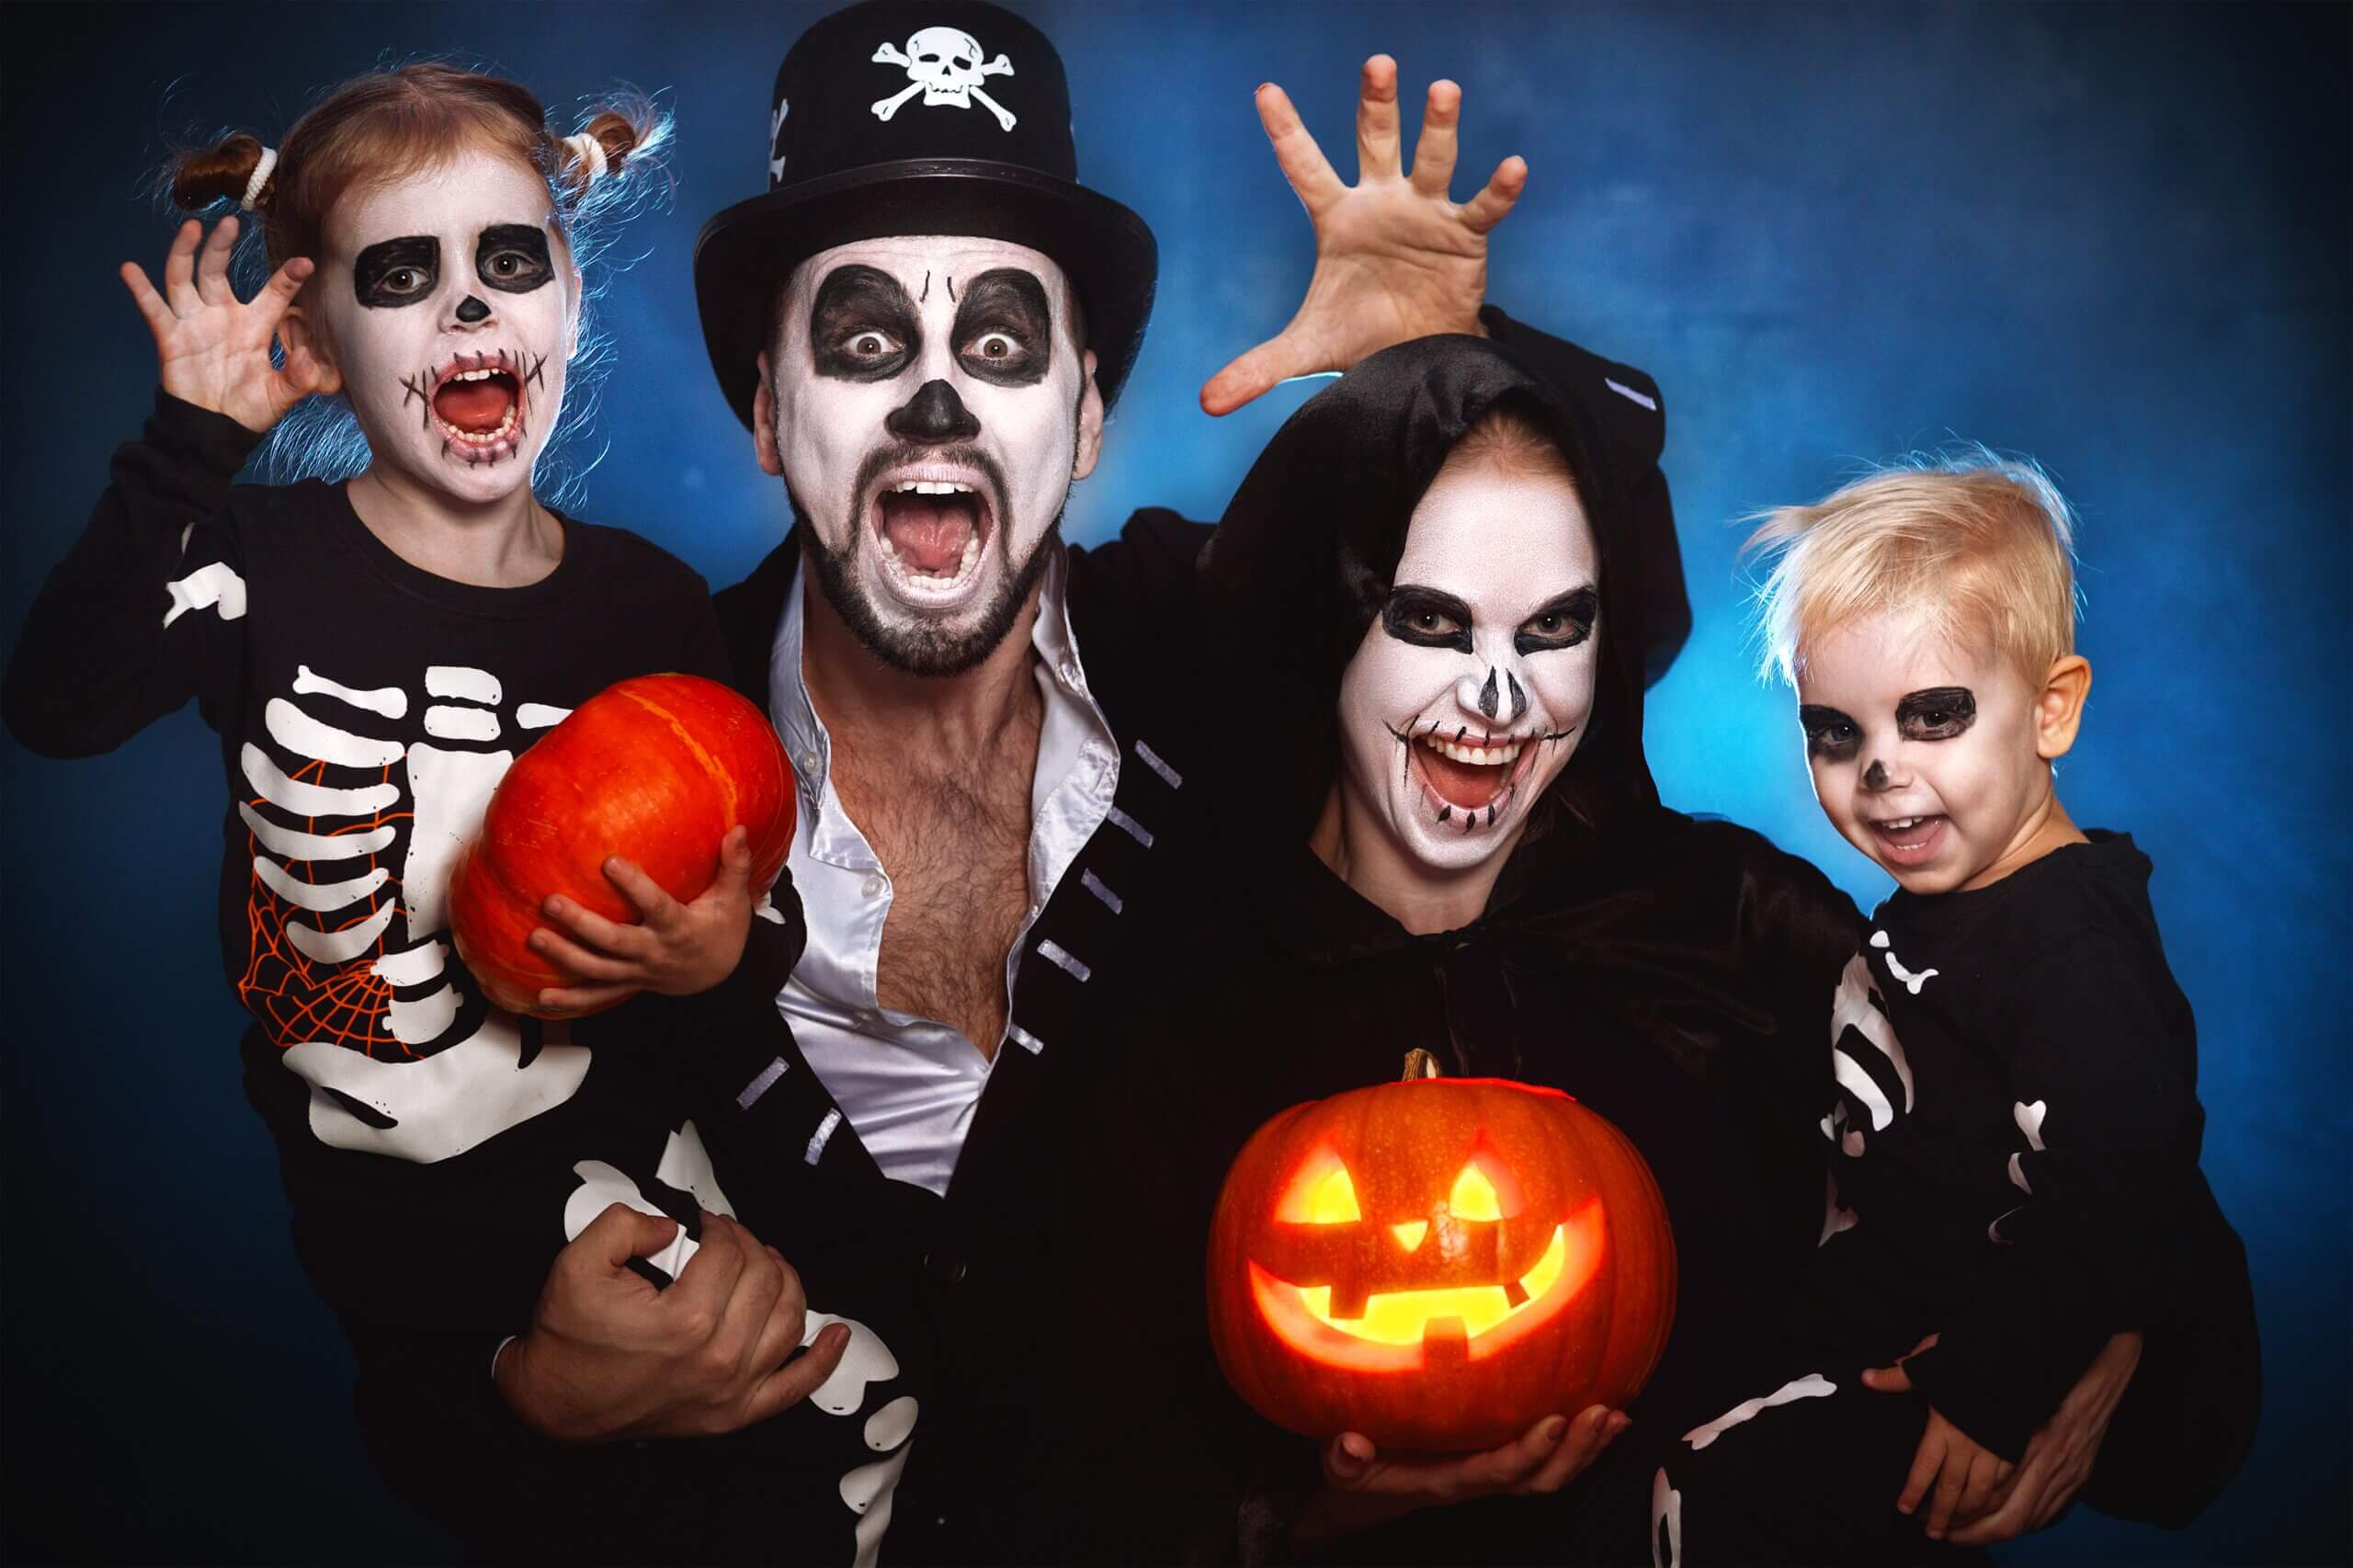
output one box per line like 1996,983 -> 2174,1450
1807,831 -> 2231,1463
5,392 -> 937,1564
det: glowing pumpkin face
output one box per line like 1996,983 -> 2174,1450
1208,1054 -> 1676,1452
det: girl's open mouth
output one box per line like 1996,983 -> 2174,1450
420,347 -> 539,465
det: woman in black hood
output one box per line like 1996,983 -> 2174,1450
1126,335 -> 1863,1561
1135,335 -> 2231,1564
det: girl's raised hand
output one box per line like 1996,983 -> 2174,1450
120,215 -> 326,434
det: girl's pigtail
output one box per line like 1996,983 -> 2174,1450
170,132 -> 278,212
555,93 -> 670,197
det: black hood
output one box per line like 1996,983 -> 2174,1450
1197,335 -> 1661,846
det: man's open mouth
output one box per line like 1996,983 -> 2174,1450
869,472 -> 996,598
414,347 -> 540,465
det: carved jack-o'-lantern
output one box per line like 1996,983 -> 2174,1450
1207,1051 -> 1676,1452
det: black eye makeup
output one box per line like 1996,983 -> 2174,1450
811,265 -> 920,381
1800,704 -> 1862,762
951,268 -> 1051,387
1515,586 -> 1600,654
1896,686 -> 1977,741
353,236 -> 439,308
1381,586 -> 1475,653
476,224 -> 553,295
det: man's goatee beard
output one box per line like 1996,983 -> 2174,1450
794,492 -> 1063,678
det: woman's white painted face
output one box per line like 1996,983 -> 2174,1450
313,147 -> 577,503
1335,449 -> 1602,875
1797,606 -> 2051,894
765,235 -> 1102,675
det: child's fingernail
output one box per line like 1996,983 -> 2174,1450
1542,1416 -> 1568,1444
1608,1413 -> 1631,1435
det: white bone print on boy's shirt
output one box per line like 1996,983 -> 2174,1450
241,661 -> 586,1162
1870,929 -> 1938,994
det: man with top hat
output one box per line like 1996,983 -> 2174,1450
483,3 -> 1694,1560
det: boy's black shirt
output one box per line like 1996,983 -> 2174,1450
1805,830 -> 2230,1464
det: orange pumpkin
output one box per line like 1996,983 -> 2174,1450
449,674 -> 795,1017
1207,1051 -> 1676,1452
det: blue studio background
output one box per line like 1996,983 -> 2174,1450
3,3 -> 2343,1563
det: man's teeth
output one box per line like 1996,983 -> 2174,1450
451,368 -> 502,382
891,479 -> 974,495
1421,735 -> 1524,767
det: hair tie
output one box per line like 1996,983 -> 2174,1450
239,146 -> 278,211
562,131 -> 608,182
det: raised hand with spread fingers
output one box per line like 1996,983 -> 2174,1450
1199,55 -> 1528,416
119,215 -> 333,435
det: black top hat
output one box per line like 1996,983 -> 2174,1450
694,0 -> 1159,428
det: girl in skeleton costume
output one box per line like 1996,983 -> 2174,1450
3,64 -> 930,1564
1118,337 -> 2246,1563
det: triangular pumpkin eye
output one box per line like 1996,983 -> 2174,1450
1306,1165 -> 1362,1223
1277,1147 -> 1363,1223
1449,1162 -> 1505,1221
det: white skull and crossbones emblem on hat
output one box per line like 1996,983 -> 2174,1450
870,27 -> 1017,131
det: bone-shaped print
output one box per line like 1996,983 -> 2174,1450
870,77 -> 926,120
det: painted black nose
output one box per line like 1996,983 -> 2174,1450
1863,760 -> 1890,790
887,379 -> 981,443
455,295 -> 491,324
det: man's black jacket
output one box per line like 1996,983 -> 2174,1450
706,313 -> 1684,1564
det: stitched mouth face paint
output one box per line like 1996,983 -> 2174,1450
1336,446 -> 1599,877
316,148 -> 577,504
1796,605 -> 2050,893
769,236 -> 1100,676
398,345 -> 549,466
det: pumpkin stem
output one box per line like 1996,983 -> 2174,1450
1402,1049 -> 1442,1082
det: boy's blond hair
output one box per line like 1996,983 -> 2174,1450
1745,450 -> 2082,689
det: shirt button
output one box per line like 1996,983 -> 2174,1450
924,1249 -> 969,1286
796,751 -> 819,778
861,872 -> 887,899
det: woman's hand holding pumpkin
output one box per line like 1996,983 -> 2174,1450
119,216 -> 328,434
1290,1404 -> 1630,1546
529,824 -> 757,1012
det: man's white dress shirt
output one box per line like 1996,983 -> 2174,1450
767,547 -> 1120,1194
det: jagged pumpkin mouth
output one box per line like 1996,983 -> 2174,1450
1247,1199 -> 1605,1371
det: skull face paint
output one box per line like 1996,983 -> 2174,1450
764,236 -> 1101,676
312,149 -> 576,501
1797,605 -> 2053,892
1335,451 -> 1600,874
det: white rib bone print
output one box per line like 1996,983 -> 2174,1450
239,660 -> 587,1163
